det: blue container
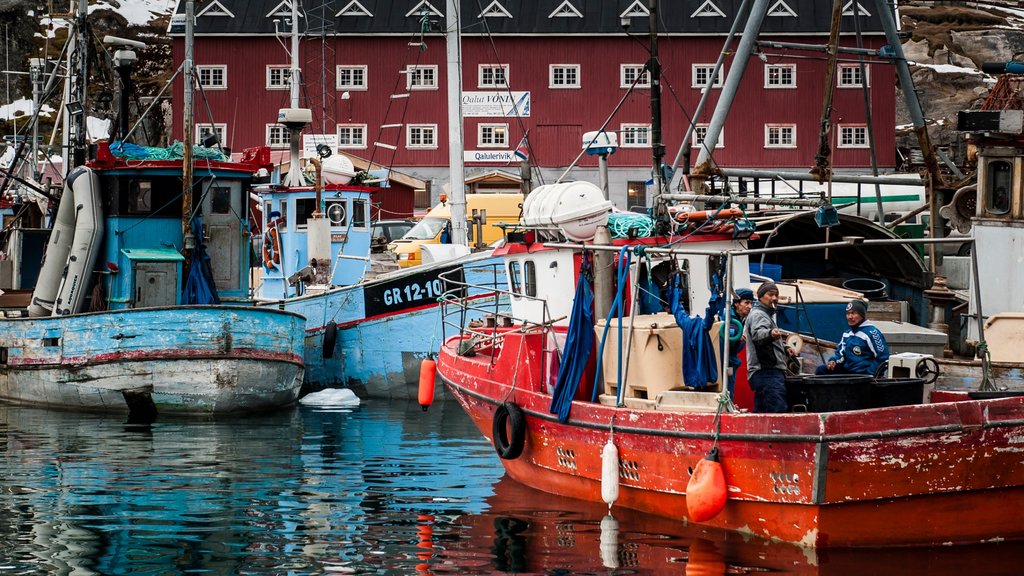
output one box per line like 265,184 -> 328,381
749,263 -> 782,281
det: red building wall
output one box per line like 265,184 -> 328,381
172,34 -> 896,172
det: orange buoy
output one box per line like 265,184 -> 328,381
418,358 -> 437,411
674,207 -> 744,222
686,448 -> 728,522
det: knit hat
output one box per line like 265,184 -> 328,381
756,282 -> 778,299
735,288 -> 754,302
847,299 -> 868,318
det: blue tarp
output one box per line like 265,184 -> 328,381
182,217 -> 221,305
550,272 -> 595,423
669,274 -> 719,389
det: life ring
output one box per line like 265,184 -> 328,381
718,318 -> 743,343
492,402 -> 526,460
263,222 -> 281,270
322,321 -> 337,359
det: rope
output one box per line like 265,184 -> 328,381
607,213 -> 655,239
977,340 -> 995,392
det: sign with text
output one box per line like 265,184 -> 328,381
363,264 -> 465,318
462,91 -> 531,117
464,150 -> 515,163
302,134 -> 338,158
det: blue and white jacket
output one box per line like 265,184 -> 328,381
829,320 -> 890,375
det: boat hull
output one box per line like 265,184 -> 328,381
0,306 -> 305,415
280,254 -> 506,398
438,331 -> 1024,548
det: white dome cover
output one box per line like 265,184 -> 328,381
321,154 -> 355,185
521,181 -> 613,241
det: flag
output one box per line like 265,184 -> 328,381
513,135 -> 529,161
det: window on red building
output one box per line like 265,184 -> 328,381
692,124 -> 724,149
621,124 -> 650,147
838,64 -> 868,88
620,65 -> 650,88
550,64 -> 580,89
266,124 -> 289,148
765,124 -> 796,148
692,64 -> 723,90
407,125 -> 438,149
336,65 -> 368,90
266,66 -> 291,90
627,181 -> 647,213
337,124 -> 367,149
406,66 -> 438,90
196,65 -> 227,89
837,125 -> 869,148
479,124 -> 508,147
765,64 -> 796,88
479,65 -> 509,88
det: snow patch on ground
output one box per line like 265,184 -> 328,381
0,99 -> 54,121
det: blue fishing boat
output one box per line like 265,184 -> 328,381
251,1 -> 508,398
0,2 -> 305,416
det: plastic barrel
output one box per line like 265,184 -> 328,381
784,375 -> 808,412
749,263 -> 782,282
871,378 -> 925,407
800,374 -> 872,412
842,278 -> 887,300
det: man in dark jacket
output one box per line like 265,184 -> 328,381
816,299 -> 890,376
743,282 -> 790,413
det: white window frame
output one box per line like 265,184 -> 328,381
407,124 -> 438,149
478,64 -> 509,88
266,66 -> 291,90
838,63 -> 869,88
406,65 -> 438,90
266,124 -> 290,149
764,124 -> 796,148
692,124 -> 724,149
196,65 -> 227,90
549,64 -> 580,89
196,123 -> 227,145
337,124 -> 367,149
620,123 -> 651,148
692,64 -> 723,89
478,123 -> 509,148
838,125 -> 869,148
620,64 -> 650,88
336,65 -> 368,91
764,63 -> 796,88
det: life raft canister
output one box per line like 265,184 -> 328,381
492,402 -> 526,459
263,219 -> 282,270
418,357 -> 436,411
686,447 -> 728,522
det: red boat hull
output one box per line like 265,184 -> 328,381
439,331 -> 1024,548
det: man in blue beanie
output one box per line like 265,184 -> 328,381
744,282 -> 791,412
816,299 -> 890,376
722,287 -> 755,398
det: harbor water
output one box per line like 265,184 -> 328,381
1,400 -> 1022,575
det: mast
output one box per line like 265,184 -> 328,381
181,0 -> 195,251
648,0 -> 665,221
285,0 -> 305,187
69,0 -> 88,168
445,0 -> 468,246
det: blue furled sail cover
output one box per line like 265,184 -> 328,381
550,273 -> 595,423
183,217 -> 221,305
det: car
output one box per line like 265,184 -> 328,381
371,219 -> 415,253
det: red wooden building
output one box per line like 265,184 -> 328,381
170,0 -> 897,214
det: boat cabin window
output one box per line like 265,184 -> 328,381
128,181 -> 152,213
295,198 -> 317,228
509,261 -> 522,297
986,160 -> 1012,215
210,187 -> 232,215
104,176 -> 182,217
352,199 -> 368,228
524,260 -> 537,297
325,199 -> 348,227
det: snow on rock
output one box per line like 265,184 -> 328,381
299,388 -> 362,407
0,99 -> 54,121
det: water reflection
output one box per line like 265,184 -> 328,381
1,401 -> 1022,575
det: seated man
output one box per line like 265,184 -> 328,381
816,299 -> 890,377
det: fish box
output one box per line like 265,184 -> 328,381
871,378 -> 925,407
788,374 -> 872,412
596,313 -> 682,400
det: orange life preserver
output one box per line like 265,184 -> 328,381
674,207 -> 744,223
263,222 -> 281,270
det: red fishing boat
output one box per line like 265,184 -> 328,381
432,180 -> 1024,548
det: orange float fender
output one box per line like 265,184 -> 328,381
686,448 -> 728,522
262,223 -> 282,270
418,358 -> 437,411
675,207 -> 744,222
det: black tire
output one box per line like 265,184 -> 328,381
492,402 -> 526,460
322,321 -> 337,359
